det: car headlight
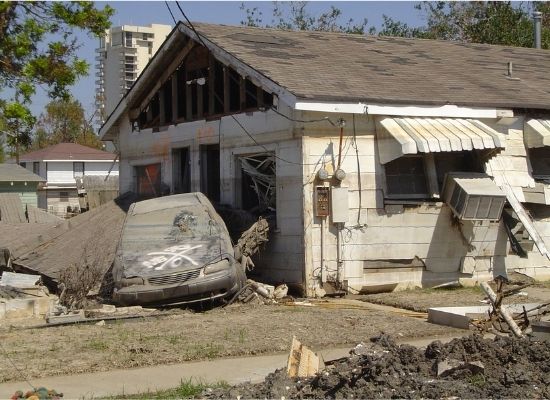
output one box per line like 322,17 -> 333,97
118,276 -> 145,287
203,259 -> 230,275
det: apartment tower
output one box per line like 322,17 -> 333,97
95,24 -> 172,125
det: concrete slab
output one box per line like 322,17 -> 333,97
428,303 -> 543,330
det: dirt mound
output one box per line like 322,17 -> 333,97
204,335 -> 550,399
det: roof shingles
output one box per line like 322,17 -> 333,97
18,143 -> 115,162
190,23 -> 550,109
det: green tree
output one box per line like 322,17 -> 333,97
381,1 -> 550,49
0,1 -> 113,160
32,98 -> 103,150
240,1 -> 369,34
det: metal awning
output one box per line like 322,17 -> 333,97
375,116 -> 505,164
525,119 -> 550,148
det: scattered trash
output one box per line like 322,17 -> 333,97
10,387 -> 62,400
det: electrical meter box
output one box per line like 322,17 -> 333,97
314,186 -> 330,217
331,187 -> 349,223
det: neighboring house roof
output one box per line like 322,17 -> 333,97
19,143 -> 116,162
100,22 -> 550,139
0,164 -> 46,183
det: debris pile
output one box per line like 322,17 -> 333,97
204,334 -> 550,399
228,279 -> 288,306
472,274 -> 550,337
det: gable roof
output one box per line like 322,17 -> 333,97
190,23 -> 550,109
0,164 -> 45,183
19,143 -> 116,162
100,22 -> 550,139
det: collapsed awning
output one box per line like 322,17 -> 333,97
375,117 -> 505,164
524,119 -> 550,148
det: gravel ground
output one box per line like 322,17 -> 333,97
0,299 -> 463,383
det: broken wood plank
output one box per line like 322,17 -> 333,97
480,282 -> 524,338
287,336 -> 320,378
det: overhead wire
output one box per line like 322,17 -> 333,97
158,1 -> 347,169
164,1 -> 177,25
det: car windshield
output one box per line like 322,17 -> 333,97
124,205 -> 221,241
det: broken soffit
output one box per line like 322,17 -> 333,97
525,119 -> 550,148
375,116 -> 505,165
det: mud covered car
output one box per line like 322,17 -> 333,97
111,193 -> 246,306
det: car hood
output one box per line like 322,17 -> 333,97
120,235 -> 230,278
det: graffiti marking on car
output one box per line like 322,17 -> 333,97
142,244 -> 203,270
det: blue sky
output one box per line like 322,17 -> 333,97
28,1 -> 425,127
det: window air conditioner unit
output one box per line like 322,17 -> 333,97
442,172 -> 505,221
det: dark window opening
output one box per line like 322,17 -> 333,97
136,163 -> 161,199
191,84 -> 198,118
33,162 -> 39,175
162,80 -> 172,123
59,191 -> 69,203
245,79 -> 257,109
385,156 -> 428,198
385,150 -> 488,200
200,144 -> 220,203
177,67 -> 186,119
228,69 -> 241,112
19,162 -> 26,169
172,147 -> 191,194
263,91 -> 273,108
213,61 -> 224,114
434,151 -> 484,192
529,147 -> 550,178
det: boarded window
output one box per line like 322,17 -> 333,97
136,163 -> 162,198
385,156 -> 428,198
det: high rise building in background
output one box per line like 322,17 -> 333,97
95,24 -> 172,126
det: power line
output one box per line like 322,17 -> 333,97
175,1 -> 210,50
269,106 -> 337,126
164,1 -> 177,25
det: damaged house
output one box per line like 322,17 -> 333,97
100,22 -> 550,296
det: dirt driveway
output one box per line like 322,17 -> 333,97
0,299 -> 463,383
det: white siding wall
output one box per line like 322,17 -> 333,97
46,162 -> 74,185
300,111 -> 550,295
85,162 -> 119,176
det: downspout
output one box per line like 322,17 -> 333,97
534,11 -> 542,49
